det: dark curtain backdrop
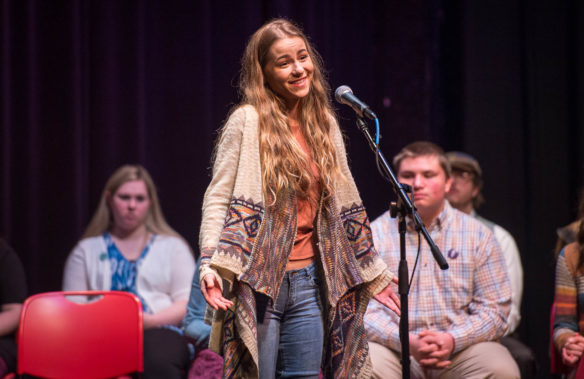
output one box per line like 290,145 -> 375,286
447,3 -> 584,375
1,1 -> 583,376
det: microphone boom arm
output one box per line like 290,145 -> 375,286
356,118 -> 448,269
355,116 -> 448,379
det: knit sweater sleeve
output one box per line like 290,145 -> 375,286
198,106 -> 248,286
329,116 -> 360,203
329,115 -> 392,284
554,244 -> 580,351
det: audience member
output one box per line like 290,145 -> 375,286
446,151 -> 537,377
198,18 -> 399,378
183,257 -> 223,379
555,188 -> 584,258
553,218 -> 584,377
0,239 -> 27,377
365,141 -> 520,378
63,164 -> 195,378
183,257 -> 211,350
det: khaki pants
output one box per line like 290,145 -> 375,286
369,341 -> 520,379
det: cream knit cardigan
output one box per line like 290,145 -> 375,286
198,104 -> 392,377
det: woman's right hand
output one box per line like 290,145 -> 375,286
562,333 -> 584,367
201,273 -> 234,311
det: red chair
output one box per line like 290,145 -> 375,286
17,291 -> 143,379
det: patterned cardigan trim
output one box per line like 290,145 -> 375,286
204,192 -> 390,378
204,194 -> 388,305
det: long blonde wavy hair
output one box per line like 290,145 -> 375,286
82,165 -> 181,239
236,18 -> 343,205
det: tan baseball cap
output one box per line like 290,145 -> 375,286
445,151 -> 482,177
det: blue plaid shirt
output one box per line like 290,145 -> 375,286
364,201 -> 511,354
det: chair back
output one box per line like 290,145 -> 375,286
17,291 -> 143,379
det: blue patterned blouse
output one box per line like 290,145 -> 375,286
103,232 -> 156,313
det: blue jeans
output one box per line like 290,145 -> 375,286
183,257 -> 211,349
256,263 -> 324,379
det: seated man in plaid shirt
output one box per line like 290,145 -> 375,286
364,141 -> 520,378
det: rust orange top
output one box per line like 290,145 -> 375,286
287,123 -> 320,270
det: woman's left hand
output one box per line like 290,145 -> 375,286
373,276 -> 400,316
562,333 -> 584,367
141,298 -> 189,329
201,273 -> 234,311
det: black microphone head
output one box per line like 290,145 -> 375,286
335,85 -> 353,104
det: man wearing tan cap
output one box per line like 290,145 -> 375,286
446,151 -> 536,378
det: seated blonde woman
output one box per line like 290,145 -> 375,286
63,165 -> 195,378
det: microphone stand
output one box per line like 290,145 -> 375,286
355,118 -> 448,379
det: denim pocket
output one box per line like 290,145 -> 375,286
306,271 -> 322,288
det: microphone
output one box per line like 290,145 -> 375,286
335,85 -> 377,120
